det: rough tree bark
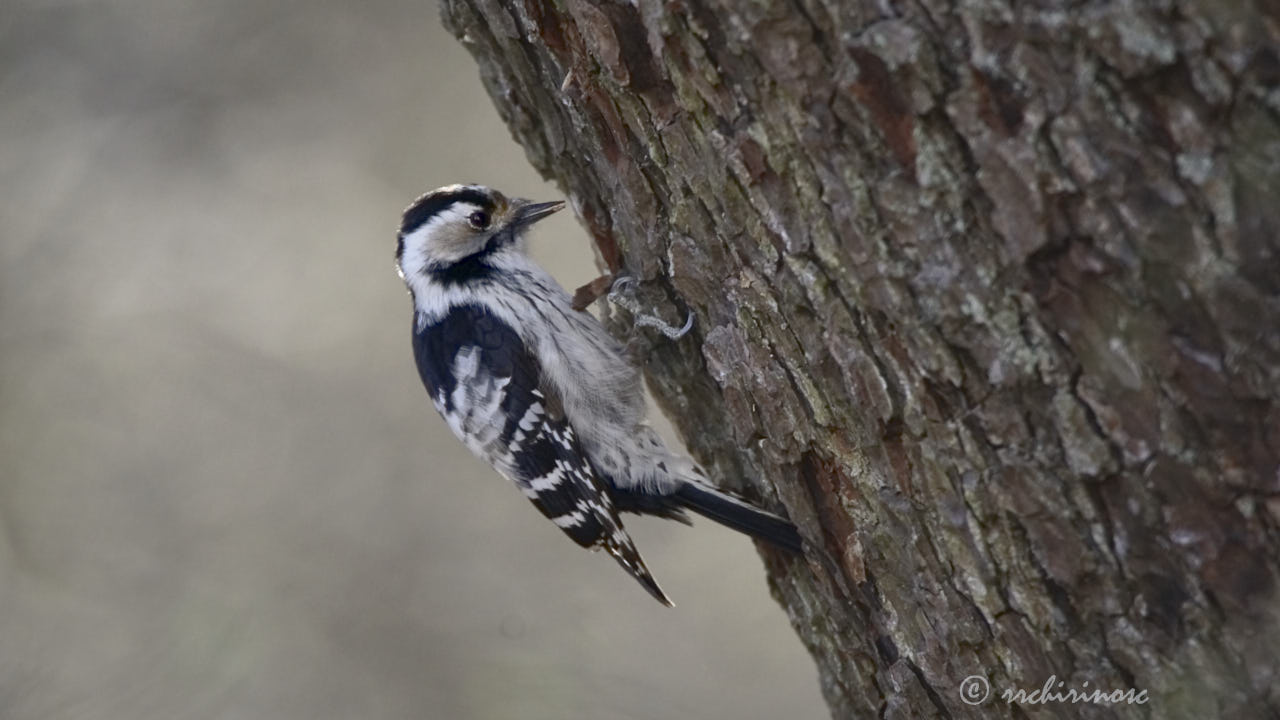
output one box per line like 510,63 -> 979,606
439,1 -> 1280,717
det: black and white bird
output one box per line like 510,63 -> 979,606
395,184 -> 802,605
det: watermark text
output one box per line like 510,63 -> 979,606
960,674 -> 1149,707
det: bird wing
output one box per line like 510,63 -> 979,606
414,304 -> 671,605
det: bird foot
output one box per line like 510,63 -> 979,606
571,274 -> 614,312
607,276 -> 694,340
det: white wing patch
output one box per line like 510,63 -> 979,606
442,347 -> 513,460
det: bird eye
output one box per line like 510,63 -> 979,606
468,211 -> 490,229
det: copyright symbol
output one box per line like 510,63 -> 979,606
960,675 -> 990,705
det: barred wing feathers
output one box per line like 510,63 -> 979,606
413,303 -> 672,606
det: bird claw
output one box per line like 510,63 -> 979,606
609,275 -> 636,296
607,276 -> 694,340
637,310 -> 694,340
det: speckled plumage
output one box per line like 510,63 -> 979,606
395,184 -> 801,605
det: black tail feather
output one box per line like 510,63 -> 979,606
673,482 -> 803,553
611,489 -> 694,525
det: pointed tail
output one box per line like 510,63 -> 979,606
673,482 -> 803,553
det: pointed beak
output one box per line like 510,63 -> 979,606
512,199 -> 565,228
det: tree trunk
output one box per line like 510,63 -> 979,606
439,1 -> 1280,717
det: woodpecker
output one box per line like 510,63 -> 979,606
395,184 -> 801,605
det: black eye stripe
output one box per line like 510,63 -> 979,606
400,188 -> 494,236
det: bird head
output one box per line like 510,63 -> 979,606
396,184 -> 564,282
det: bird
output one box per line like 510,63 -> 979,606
394,183 -> 802,605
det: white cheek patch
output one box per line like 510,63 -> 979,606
399,203 -> 486,276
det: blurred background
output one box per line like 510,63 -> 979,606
0,1 -> 824,718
